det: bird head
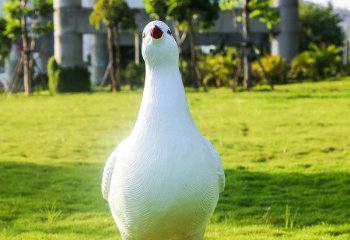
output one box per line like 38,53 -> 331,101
142,21 -> 179,68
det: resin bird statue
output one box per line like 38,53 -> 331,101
101,20 -> 225,240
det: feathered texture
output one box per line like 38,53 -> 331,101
101,139 -> 128,200
204,138 -> 225,193
102,20 -> 225,240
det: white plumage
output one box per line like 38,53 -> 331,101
102,20 -> 225,240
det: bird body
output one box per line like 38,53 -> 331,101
102,21 -> 225,240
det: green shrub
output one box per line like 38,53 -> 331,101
252,55 -> 288,85
180,59 -> 191,86
199,47 -> 237,87
55,67 -> 90,93
289,51 -> 316,80
33,73 -> 48,91
290,44 -> 342,81
47,56 -> 90,94
122,62 -> 145,89
48,56 -> 59,93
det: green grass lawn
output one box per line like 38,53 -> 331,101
1,78 -> 350,239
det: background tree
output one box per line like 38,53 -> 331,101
144,0 -> 187,50
3,0 -> 53,95
299,2 -> 343,52
169,0 -> 220,90
0,18 -> 12,62
220,0 -> 279,90
144,0 -> 167,21
145,0 -> 220,90
90,0 -> 136,92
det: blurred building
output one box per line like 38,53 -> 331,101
1,0 -> 300,86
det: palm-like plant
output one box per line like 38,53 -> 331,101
290,44 -> 341,81
199,48 -> 237,87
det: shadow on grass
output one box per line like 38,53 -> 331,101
214,169 -> 350,227
0,161 -> 108,226
0,162 -> 349,229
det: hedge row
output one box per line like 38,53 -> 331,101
47,56 -> 90,94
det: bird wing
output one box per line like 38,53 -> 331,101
101,138 -> 128,201
204,138 -> 225,193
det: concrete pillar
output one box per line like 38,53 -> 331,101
54,0 -> 83,67
84,0 -> 108,85
90,34 -> 108,85
272,0 -> 299,62
82,0 -> 95,7
38,35 -> 54,73
37,15 -> 54,73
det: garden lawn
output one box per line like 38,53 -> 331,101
0,78 -> 350,239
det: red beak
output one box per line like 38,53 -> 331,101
150,25 -> 163,39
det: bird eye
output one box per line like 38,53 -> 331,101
142,32 -> 146,38
167,30 -> 172,36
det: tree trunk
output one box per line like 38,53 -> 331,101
232,49 -> 243,92
188,26 -> 206,91
114,25 -> 121,92
107,26 -> 117,92
242,0 -> 252,90
134,30 -> 140,65
21,0 -> 32,95
174,22 -> 187,50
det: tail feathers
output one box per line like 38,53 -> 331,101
101,153 -> 116,201
101,139 -> 128,201
204,138 -> 225,193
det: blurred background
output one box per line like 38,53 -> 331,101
0,1 -> 350,239
0,0 -> 350,94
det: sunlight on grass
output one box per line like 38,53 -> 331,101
0,78 -> 350,239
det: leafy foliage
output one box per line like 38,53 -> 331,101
2,0 -> 53,95
0,18 -> 12,61
144,0 -> 168,20
220,0 -> 279,29
90,0 -> 136,30
48,56 -> 91,94
166,0 -> 219,30
3,0 -> 53,40
252,55 -> 288,85
90,0 -> 136,92
199,48 -> 237,87
290,44 -> 342,81
145,0 -> 220,90
289,51 -> 315,80
145,0 -> 219,31
123,62 -> 145,89
47,56 -> 59,92
220,0 -> 279,90
31,0 -> 54,15
299,2 -> 343,51
2,0 -> 21,40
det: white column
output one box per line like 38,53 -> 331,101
54,0 -> 83,67
83,0 -> 108,85
90,34 -> 108,85
272,0 -> 299,62
38,15 -> 54,73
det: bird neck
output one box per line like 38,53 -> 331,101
134,63 -> 192,129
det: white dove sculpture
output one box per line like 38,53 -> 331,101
102,20 -> 225,240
